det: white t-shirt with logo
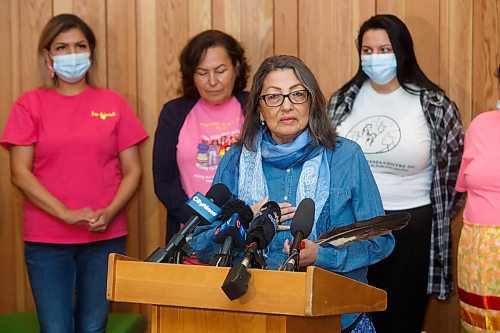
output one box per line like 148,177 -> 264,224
336,81 -> 432,210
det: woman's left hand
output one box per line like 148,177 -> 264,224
250,197 -> 296,231
283,238 -> 318,267
88,208 -> 114,232
278,202 -> 296,228
87,145 -> 142,233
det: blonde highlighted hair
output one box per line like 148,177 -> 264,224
37,13 -> 98,88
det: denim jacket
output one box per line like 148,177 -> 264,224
190,136 -> 395,330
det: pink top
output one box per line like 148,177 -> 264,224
456,110 -> 500,226
1,87 -> 148,243
176,97 -> 243,197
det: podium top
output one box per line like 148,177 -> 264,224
107,254 -> 386,317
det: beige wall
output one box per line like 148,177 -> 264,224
0,1 -> 498,332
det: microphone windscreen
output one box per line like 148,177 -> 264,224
206,183 -> 231,207
260,215 -> 277,248
290,198 -> 315,237
247,200 -> 281,249
258,201 -> 281,222
219,199 -> 254,228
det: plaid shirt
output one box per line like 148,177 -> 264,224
327,82 -> 465,299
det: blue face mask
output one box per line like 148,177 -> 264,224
52,52 -> 91,83
361,53 -> 397,85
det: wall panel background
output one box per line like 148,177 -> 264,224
1,1 -> 498,332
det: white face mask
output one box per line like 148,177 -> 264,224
51,52 -> 91,83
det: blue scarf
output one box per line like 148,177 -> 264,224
238,129 -> 330,238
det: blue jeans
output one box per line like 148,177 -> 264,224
25,237 -> 126,333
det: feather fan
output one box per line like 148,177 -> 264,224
315,212 -> 411,248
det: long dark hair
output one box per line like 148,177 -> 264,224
179,30 -> 249,99
241,55 -> 336,151
338,14 -> 441,96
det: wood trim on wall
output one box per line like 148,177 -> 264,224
0,1 -> 498,332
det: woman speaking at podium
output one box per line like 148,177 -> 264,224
191,55 -> 395,332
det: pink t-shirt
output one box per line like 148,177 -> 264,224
456,110 -> 500,226
1,87 -> 148,243
176,97 -> 243,197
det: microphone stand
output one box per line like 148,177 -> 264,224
278,231 -> 304,271
278,250 -> 300,271
209,235 -> 234,267
145,223 -> 196,263
210,255 -> 230,267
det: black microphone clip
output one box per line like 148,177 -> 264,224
221,242 -> 268,300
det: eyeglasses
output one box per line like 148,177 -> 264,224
258,90 -> 310,107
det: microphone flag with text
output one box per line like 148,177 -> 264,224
209,199 -> 254,267
221,201 -> 280,300
278,198 -> 315,272
145,183 -> 231,263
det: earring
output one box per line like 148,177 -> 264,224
260,119 -> 266,126
47,64 -> 55,79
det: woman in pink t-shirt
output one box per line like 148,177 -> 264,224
455,66 -> 500,332
1,14 -> 147,333
152,30 -> 249,247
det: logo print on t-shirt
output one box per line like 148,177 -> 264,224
90,110 -> 116,120
195,134 -> 239,170
207,139 -> 220,166
345,115 -> 400,154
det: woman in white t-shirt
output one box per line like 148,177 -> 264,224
328,14 -> 464,333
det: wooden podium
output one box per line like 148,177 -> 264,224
107,254 -> 386,333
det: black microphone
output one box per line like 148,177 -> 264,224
279,198 -> 315,271
246,201 -> 281,249
145,183 -> 231,263
209,199 -> 253,267
221,201 -> 281,300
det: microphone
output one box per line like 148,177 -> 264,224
279,198 -> 315,271
221,201 -> 281,300
245,201 -> 281,249
145,183 -> 231,263
209,199 -> 253,267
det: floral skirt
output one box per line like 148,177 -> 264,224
457,222 -> 500,332
342,313 -> 375,333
